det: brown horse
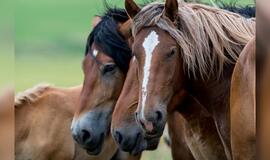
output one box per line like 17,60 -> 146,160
111,58 -> 226,159
15,84 -> 137,160
0,87 -> 14,160
124,0 -> 255,159
230,37 -> 256,160
71,8 -> 133,155
257,1 -> 270,159
15,84 -> 114,160
260,49 -> 270,160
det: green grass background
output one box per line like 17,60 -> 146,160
0,0 -> 14,89
14,0 -> 254,159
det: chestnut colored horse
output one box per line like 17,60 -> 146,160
112,52 -> 226,159
0,87 -> 14,160
15,84 -> 135,160
258,1 -> 270,159
124,0 -> 255,159
260,48 -> 270,160
230,37 -> 256,160
71,8 -> 133,155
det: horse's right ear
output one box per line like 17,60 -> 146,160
164,0 -> 178,22
125,0 -> 141,19
92,16 -> 101,28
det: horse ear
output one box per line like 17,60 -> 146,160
125,0 -> 141,19
118,20 -> 134,47
92,16 -> 101,28
118,20 -> 132,39
164,0 -> 178,22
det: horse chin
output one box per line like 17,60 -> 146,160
146,137 -> 160,150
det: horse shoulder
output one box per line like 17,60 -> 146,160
230,37 -> 255,125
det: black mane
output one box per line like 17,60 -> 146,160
221,5 -> 255,18
85,7 -> 132,73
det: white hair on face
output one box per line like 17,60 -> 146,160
132,2 -> 255,79
93,49 -> 98,57
140,31 -> 160,120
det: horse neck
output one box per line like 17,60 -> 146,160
185,63 -> 235,116
180,61 -> 235,159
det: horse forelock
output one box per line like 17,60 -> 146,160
85,8 -> 132,74
132,2 -> 255,79
15,83 -> 52,108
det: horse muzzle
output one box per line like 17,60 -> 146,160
71,109 -> 111,155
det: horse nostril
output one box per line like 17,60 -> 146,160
81,129 -> 91,143
115,131 -> 123,144
135,112 -> 139,122
155,110 -> 163,122
135,112 -> 146,129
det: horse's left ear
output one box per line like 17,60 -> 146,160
118,20 -> 132,39
118,20 -> 134,48
164,0 -> 179,22
92,16 -> 102,28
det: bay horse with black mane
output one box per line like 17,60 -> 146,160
70,8 -> 133,155
123,0 -> 255,159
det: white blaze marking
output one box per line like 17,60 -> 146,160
93,49 -> 98,57
141,31 -> 160,120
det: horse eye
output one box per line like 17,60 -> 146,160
102,64 -> 117,74
167,49 -> 176,58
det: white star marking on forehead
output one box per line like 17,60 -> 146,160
141,31 -> 160,120
93,49 -> 98,57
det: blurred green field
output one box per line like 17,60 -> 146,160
15,0 -> 254,159
15,0 -> 254,91
0,0 -> 13,89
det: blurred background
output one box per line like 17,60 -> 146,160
13,0 -> 254,159
0,0 -> 13,89
0,1 -> 14,159
15,0 -> 254,92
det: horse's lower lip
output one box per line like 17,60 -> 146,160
130,144 -> 141,155
145,133 -> 161,139
130,133 -> 144,155
146,137 -> 160,150
86,147 -> 101,155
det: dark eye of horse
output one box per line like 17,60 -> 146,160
167,49 -> 176,58
102,64 -> 117,75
